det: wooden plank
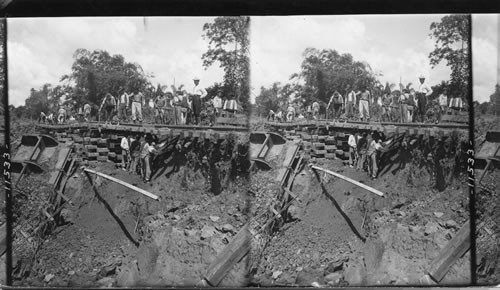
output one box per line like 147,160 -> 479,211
204,225 -> 251,286
311,165 -> 384,197
83,168 -> 160,200
427,220 -> 471,283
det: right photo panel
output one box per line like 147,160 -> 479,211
249,14 -> 471,286
472,13 -> 500,286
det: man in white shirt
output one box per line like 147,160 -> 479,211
312,101 -> 320,119
438,89 -> 448,120
120,135 -> 131,170
131,91 -> 144,123
118,88 -> 129,122
416,75 -> 433,122
346,88 -> 359,119
192,77 -> 208,125
348,131 -> 359,167
212,95 -> 223,117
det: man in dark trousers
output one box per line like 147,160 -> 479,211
191,76 -> 207,125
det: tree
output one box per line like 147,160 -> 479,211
62,49 -> 150,107
429,15 -> 470,102
24,84 -> 52,119
294,48 -> 377,104
489,84 -> 500,116
202,16 -> 250,112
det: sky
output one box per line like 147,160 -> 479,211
250,15 -> 453,103
472,14 -> 499,103
8,17 -> 224,107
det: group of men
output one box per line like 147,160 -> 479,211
38,77 -> 241,126
119,133 -> 158,183
269,75 -> 465,123
98,77 -> 210,125
347,130 -> 388,180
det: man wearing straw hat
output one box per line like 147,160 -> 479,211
192,76 -> 207,125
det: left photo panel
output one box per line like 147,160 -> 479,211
7,17 -> 251,287
0,18 -> 7,286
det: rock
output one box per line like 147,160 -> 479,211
272,270 -> 282,279
172,215 -> 180,220
443,219 -> 458,229
68,271 -> 75,276
324,272 -> 342,283
99,264 -> 117,277
97,277 -> 115,287
44,274 -> 55,282
201,225 -> 216,240
288,205 -> 301,221
184,229 -> 197,237
310,281 -> 321,287
209,216 -> 220,222
363,239 -> 385,270
344,263 -> 365,286
60,208 -> 75,224
116,262 -> 140,287
325,259 -> 344,273
221,224 -> 235,233
424,221 -> 439,236
296,266 -> 303,272
434,212 -> 444,218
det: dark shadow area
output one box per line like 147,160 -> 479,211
83,171 -> 140,247
312,168 -> 366,243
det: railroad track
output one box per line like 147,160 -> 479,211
266,119 -> 469,131
36,121 -> 249,139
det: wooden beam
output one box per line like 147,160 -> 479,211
310,165 -> 384,197
82,167 -> 160,201
427,220 -> 470,283
204,224 -> 251,286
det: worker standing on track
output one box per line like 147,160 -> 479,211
345,87 -> 359,120
328,91 -> 343,120
286,102 -> 296,122
312,101 -> 320,120
192,77 -> 208,125
39,112 -> 46,123
83,103 -> 92,122
100,93 -> 117,124
359,87 -> 371,122
438,89 -> 449,121
118,88 -> 130,123
416,75 -> 433,122
58,106 -> 67,124
212,94 -> 223,117
131,90 -> 144,123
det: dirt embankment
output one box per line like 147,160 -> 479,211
251,138 -> 470,286
12,130 -> 251,287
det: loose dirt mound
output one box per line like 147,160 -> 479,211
14,155 -> 250,287
252,154 -> 470,286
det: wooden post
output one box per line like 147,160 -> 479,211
310,164 -> 384,197
204,224 -> 251,286
427,220 -> 471,283
82,167 -> 160,201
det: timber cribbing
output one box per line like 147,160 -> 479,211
36,122 -> 248,164
266,120 -> 468,161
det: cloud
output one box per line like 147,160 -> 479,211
473,36 -> 498,103
250,16 -> 367,100
8,17 -> 224,107
250,15 -> 450,102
